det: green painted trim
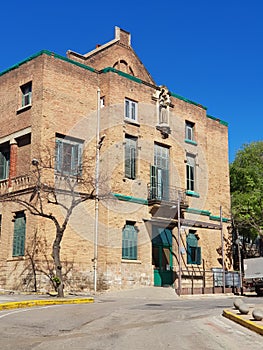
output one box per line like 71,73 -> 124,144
0,50 -> 49,76
0,50 -> 96,77
186,208 -> 211,216
185,139 -> 197,146
209,215 -> 229,223
220,120 -> 229,126
101,67 -> 142,83
0,50 -> 228,130
170,92 -> 207,110
207,114 -> 228,127
113,193 -> 148,205
186,190 -> 200,198
52,52 -> 96,72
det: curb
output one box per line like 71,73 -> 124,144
0,297 -> 94,311
223,309 -> 263,336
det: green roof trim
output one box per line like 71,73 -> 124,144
207,114 -> 228,127
209,215 -> 230,223
0,50 -> 228,130
112,193 -> 148,205
186,208 -> 211,216
51,52 -> 96,72
170,92 -> 207,110
0,50 -> 96,77
101,67 -> 142,83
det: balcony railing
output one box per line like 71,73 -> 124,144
147,183 -> 188,206
0,175 -> 33,196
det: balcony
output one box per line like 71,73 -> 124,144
147,183 -> 188,219
0,175 -> 33,197
148,183 -> 187,205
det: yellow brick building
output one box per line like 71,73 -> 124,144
0,27 -> 231,294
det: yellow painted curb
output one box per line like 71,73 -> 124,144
223,309 -> 263,336
0,298 -> 94,310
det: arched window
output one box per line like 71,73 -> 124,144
122,222 -> 138,260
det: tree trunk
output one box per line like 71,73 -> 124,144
52,228 -> 64,297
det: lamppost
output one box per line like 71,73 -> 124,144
177,191 -> 182,296
93,87 -> 101,293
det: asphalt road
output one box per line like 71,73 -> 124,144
0,291 -> 262,349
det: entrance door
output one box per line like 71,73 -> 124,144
152,227 -> 173,286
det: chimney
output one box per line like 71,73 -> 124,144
115,26 -> 131,46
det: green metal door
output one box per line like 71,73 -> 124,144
152,227 -> 173,286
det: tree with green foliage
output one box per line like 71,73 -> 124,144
230,141 -> 263,257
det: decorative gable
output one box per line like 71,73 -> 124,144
67,26 -> 155,85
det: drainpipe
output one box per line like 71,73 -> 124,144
220,206 -> 225,293
93,87 -> 101,293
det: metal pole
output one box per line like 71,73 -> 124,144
220,206 -> 225,293
94,87 -> 101,293
177,191 -> 182,296
236,232 -> 243,295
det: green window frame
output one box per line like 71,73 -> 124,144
122,223 -> 138,260
0,214 -> 2,238
150,144 -> 169,200
186,154 -> 195,191
0,143 -> 10,181
125,135 -> 137,179
55,135 -> 83,176
186,231 -> 201,265
21,82 -> 32,107
12,212 -> 26,257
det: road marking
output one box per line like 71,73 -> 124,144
0,305 -> 55,319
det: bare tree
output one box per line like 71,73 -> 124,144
0,150 -> 109,297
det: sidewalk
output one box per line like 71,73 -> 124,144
223,302 -> 263,336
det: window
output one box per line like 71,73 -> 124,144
125,98 -> 138,122
12,212 -> 26,257
55,135 -> 83,176
0,143 -> 10,180
185,121 -> 195,141
150,144 -> 169,200
125,135 -> 137,179
122,222 -> 138,260
21,82 -> 32,107
186,231 -> 201,265
186,154 -> 195,191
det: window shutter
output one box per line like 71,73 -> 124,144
125,143 -> 132,178
125,100 -> 130,118
122,224 -> 137,260
196,247 -> 201,265
55,140 -> 62,172
162,169 -> 169,200
131,102 -> 136,120
150,165 -> 157,199
0,152 -> 5,180
13,213 -> 26,257
125,137 -> 136,179
71,144 -> 80,175
187,244 -> 192,264
130,147 -> 136,179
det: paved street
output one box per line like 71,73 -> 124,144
0,288 -> 262,349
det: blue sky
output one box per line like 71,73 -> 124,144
1,0 -> 262,162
